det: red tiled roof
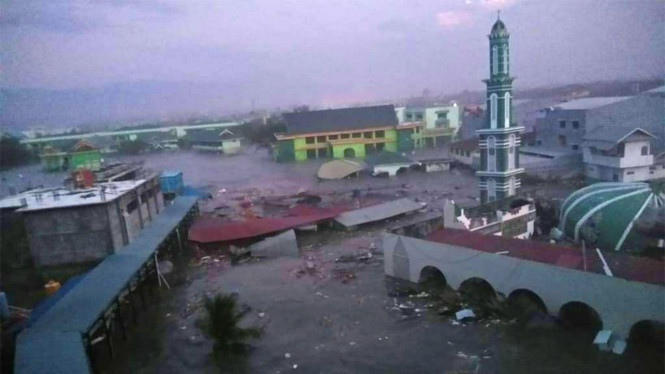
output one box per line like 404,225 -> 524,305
425,229 -> 664,286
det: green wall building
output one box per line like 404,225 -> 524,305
476,17 -> 525,204
40,139 -> 102,172
274,105 -> 419,162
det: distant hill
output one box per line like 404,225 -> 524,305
2,78 -> 662,131
0,81 -> 246,130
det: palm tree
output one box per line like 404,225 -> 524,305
197,293 -> 262,355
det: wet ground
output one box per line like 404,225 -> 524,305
102,228 -> 662,374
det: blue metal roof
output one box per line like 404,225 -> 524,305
15,196 -> 198,374
15,331 -> 90,374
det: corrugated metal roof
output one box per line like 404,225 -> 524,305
583,127 -> 655,144
15,331 -> 90,374
283,105 -> 398,135
189,207 -> 345,243
553,96 -> 632,110
15,197 -> 199,374
334,198 -> 425,228
425,228 -> 664,286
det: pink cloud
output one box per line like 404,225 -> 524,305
436,11 -> 474,28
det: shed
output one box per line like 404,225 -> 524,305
365,152 -> 418,177
160,171 -> 184,195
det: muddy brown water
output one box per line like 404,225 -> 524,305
3,148 -> 657,373
99,229 -> 662,374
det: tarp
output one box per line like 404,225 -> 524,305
317,159 -> 363,180
334,198 -> 425,228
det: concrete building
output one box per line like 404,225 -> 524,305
395,104 -> 461,148
476,17 -> 524,204
365,151 -> 418,177
187,129 -> 243,154
383,231 -> 664,341
449,138 -> 480,168
443,198 -> 536,239
583,128 -> 665,182
274,105 -> 419,162
533,96 -> 632,153
0,175 -> 164,267
40,139 -> 103,172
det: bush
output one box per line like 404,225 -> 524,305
197,294 -> 262,355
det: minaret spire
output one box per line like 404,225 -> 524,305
476,16 -> 523,205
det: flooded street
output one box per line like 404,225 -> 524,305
4,149 -> 657,374
104,228 -> 660,374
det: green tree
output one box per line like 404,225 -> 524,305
0,136 -> 33,169
197,294 -> 262,355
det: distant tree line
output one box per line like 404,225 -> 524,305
0,136 -> 36,169
237,117 -> 286,146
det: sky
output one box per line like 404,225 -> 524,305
1,0 -> 664,115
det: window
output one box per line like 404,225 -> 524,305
509,134 -> 516,169
416,113 -> 423,120
465,151 -> 470,157
341,133 -> 350,139
504,92 -> 511,128
490,94 -> 498,129
487,178 -> 496,201
492,46 -> 498,75
376,142 -> 385,151
536,140 -> 542,146
626,171 -> 635,175
641,146 -> 648,156
363,132 -> 373,139
558,135 -> 567,146
375,130 -> 385,138
306,149 -> 316,159
328,134 -> 338,140
364,144 -> 376,155
590,146 -> 598,154
572,121 -> 580,129
437,111 -> 448,119
572,145 -> 579,150
352,132 -> 361,138
306,137 -> 315,144
316,136 -> 326,143
405,113 -> 412,120
127,200 -> 138,214
559,120 -> 566,129
318,148 -> 328,158
488,136 -> 496,172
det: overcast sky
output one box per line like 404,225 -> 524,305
2,0 -> 664,109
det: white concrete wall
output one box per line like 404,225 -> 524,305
372,164 -> 410,176
382,233 -> 665,339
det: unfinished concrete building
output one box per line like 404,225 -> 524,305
0,175 -> 164,267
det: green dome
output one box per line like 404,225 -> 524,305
559,182 -> 664,251
490,19 -> 509,37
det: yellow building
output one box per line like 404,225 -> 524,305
274,105 -> 420,162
